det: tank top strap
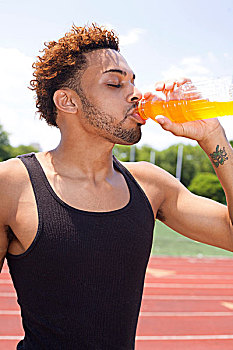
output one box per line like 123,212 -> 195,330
113,156 -> 154,221
17,152 -> 50,205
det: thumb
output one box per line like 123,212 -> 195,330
155,116 -> 184,136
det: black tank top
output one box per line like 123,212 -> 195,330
6,153 -> 155,350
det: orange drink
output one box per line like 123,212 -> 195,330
138,99 -> 233,123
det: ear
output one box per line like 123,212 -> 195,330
53,89 -> 78,114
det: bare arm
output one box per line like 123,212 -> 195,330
0,159 -> 23,272
145,77 -> 233,251
151,123 -> 233,251
0,171 -> 10,272
128,160 -> 233,252
134,78 -> 233,252
0,225 -> 9,273
198,126 -> 233,225
160,168 -> 233,252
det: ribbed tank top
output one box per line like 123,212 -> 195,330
6,153 -> 155,350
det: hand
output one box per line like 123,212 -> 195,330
143,78 -> 223,142
155,115 -> 222,143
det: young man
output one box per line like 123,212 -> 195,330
0,24 -> 232,349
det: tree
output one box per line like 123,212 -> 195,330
8,145 -> 39,159
113,144 -> 155,162
155,144 -> 214,187
155,144 -> 177,177
114,140 -> 233,191
113,145 -> 131,161
135,145 -> 154,162
188,172 -> 226,204
0,125 -> 10,146
181,145 -> 214,187
0,124 -> 39,161
0,125 -> 12,161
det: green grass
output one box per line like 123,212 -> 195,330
151,220 -> 233,257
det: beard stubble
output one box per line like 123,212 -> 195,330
79,92 -> 142,145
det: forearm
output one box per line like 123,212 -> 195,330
198,124 -> 233,225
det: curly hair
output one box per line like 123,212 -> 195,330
30,24 -> 120,127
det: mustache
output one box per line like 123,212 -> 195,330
126,103 -> 138,115
120,104 -> 138,123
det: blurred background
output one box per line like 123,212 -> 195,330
0,0 -> 232,257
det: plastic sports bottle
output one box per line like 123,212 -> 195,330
137,76 -> 233,123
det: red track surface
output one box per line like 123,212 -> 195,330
1,256 -> 233,349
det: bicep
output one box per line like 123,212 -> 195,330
123,160 -> 233,252
0,225 -> 9,273
0,159 -> 22,271
0,187 -> 10,272
161,182 -> 233,251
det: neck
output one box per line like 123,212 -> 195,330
46,129 -> 116,182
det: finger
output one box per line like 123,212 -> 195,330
164,80 -> 176,91
154,81 -> 165,91
143,92 -> 163,102
164,78 -> 192,91
155,116 -> 185,136
155,116 -> 166,125
155,78 -> 192,92
176,77 -> 192,87
143,92 -> 153,99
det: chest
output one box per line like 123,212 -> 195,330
8,182 -> 155,274
47,174 -> 131,212
8,172 -> 131,255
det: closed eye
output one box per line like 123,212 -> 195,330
107,83 -> 122,88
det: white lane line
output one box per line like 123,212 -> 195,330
148,275 -> 233,280
5,272 -> 233,279
4,310 -> 232,317
0,336 -> 23,340
221,302 -> 233,310
0,310 -> 20,315
140,311 -> 233,317
136,334 -> 233,341
149,257 -> 233,263
147,268 -> 176,277
0,280 -> 13,284
143,295 -> 233,300
2,334 -> 233,342
0,292 -> 16,297
2,335 -> 233,341
145,283 -> 233,289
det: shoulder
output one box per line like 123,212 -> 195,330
120,160 -> 179,190
118,160 -> 186,221
0,157 -> 30,222
0,157 -> 29,186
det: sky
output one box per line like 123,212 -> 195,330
0,0 -> 232,151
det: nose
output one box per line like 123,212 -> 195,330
128,86 -> 142,104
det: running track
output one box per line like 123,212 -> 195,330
1,256 -> 233,349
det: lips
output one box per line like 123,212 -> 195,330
127,109 -> 146,125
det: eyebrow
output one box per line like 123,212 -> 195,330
103,69 -> 135,80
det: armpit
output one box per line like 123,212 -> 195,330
156,209 -> 166,222
6,226 -> 15,243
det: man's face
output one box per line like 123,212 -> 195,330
76,49 -> 144,145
